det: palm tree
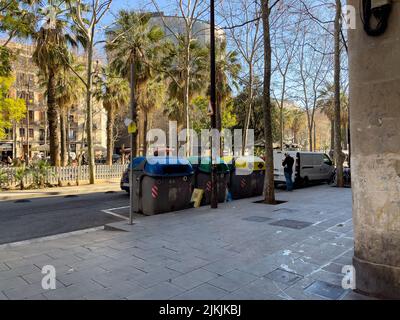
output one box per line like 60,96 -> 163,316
214,40 -> 241,132
106,11 -> 164,157
54,61 -> 85,166
32,1 -> 78,166
318,82 -> 349,152
164,36 -> 209,135
94,67 -> 130,165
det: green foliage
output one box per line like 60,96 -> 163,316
0,168 -> 7,188
32,1 -> 78,78
94,66 -> 130,114
191,96 -> 210,133
106,10 -> 166,115
0,47 -> 14,77
163,37 -> 209,126
30,160 -> 53,188
0,0 -> 36,38
0,76 -> 27,139
191,96 -> 237,133
13,165 -> 28,190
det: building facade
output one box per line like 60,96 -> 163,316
0,41 -> 107,162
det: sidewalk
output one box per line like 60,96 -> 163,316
0,185 -> 371,300
0,181 -> 121,201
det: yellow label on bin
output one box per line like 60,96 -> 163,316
191,188 -> 204,208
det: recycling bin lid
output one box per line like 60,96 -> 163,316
128,156 -> 194,177
129,157 -> 147,170
235,156 -> 266,171
188,156 -> 230,174
144,156 -> 194,177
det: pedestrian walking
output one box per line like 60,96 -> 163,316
282,153 -> 294,192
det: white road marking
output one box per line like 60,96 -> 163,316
101,206 -> 130,221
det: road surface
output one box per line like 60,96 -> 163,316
0,191 -> 130,245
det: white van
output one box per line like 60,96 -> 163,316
273,150 -> 334,186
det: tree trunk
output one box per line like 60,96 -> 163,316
280,77 -> 286,150
308,125 -> 313,152
261,0 -> 275,204
47,71 -> 60,167
138,110 -> 147,156
330,119 -> 335,151
143,112 -> 148,156
13,121 -> 17,159
106,106 -> 114,166
86,35 -> 95,184
242,65 -> 253,155
313,120 -> 317,151
184,34 -> 191,156
60,108 -> 67,167
334,0 -> 344,187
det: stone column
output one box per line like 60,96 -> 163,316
348,0 -> 400,298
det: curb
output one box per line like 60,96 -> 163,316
0,184 -> 122,202
0,227 -> 104,249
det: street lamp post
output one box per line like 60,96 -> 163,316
210,0 -> 218,209
129,59 -> 137,225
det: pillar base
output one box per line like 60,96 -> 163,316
353,256 -> 400,299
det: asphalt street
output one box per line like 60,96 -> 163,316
0,191 -> 130,245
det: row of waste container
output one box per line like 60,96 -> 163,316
124,156 -> 266,216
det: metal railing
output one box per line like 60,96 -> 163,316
0,164 -> 127,188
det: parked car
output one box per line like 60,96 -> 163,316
273,150 -> 335,187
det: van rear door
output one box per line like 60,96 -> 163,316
273,151 -> 285,183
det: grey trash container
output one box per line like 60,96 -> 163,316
188,156 -> 230,206
129,156 -> 194,215
224,156 -> 266,200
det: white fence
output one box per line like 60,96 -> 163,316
1,164 -> 127,188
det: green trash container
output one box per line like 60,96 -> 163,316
224,156 -> 266,200
188,156 -> 230,206
129,156 -> 194,215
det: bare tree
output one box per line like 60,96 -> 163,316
260,0 -> 276,204
151,0 -> 209,155
220,0 -> 263,154
295,24 -> 331,152
334,0 -> 344,186
271,8 -> 300,150
67,0 -> 112,184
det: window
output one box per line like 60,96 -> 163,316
323,154 -> 332,166
28,74 -> 35,87
28,92 -> 34,105
69,129 -> 76,140
19,128 -> 25,137
39,129 -> 45,141
29,110 -> 34,122
29,129 -> 34,138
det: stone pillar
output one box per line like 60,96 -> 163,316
348,0 -> 400,298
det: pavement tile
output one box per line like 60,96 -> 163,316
126,282 -> 184,300
171,269 -> 219,290
134,267 -> 182,289
0,185 -> 364,300
172,284 -> 228,300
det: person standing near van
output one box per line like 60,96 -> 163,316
282,153 -> 294,191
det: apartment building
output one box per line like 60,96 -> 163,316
0,41 -> 107,161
